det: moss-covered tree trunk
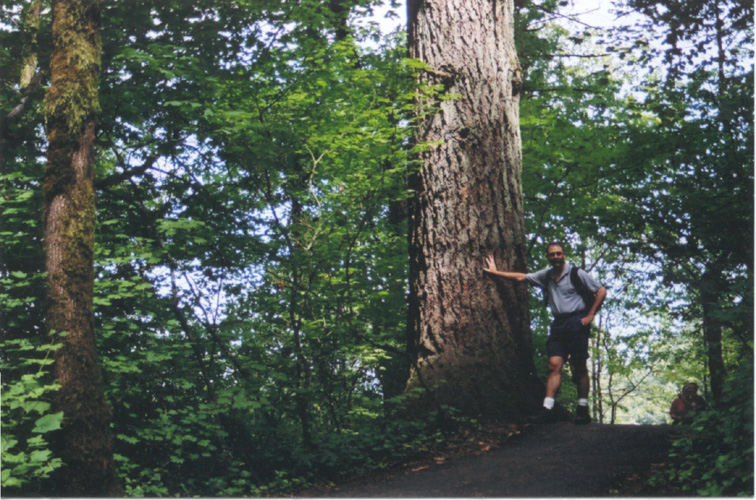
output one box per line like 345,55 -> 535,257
43,0 -> 121,495
405,0 -> 541,420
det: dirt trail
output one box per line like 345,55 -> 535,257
307,422 -> 674,497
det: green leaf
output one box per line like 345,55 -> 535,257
29,450 -> 52,463
117,434 -> 140,445
2,467 -> 21,488
32,412 -> 64,434
23,401 -> 51,414
1,436 -> 18,454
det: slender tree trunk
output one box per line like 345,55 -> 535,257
288,196 -> 314,449
377,194 -> 412,401
713,0 -> 754,357
604,371 -> 617,424
43,0 -> 120,495
20,0 -> 42,89
405,0 -> 540,420
592,323 -> 604,423
701,268 -> 726,404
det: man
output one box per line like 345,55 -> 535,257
670,382 -> 707,425
484,241 -> 606,424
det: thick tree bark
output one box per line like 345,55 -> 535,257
405,0 -> 540,420
43,0 -> 121,495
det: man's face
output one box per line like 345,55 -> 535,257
547,245 -> 565,269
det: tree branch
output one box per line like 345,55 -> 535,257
5,71 -> 44,121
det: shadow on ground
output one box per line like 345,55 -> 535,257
302,422 -> 675,497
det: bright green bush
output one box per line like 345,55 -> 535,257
1,338 -> 65,492
0,172 -> 64,493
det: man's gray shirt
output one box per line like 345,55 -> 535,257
526,262 -> 603,316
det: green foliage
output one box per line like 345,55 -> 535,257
650,360 -> 754,496
0,338 -> 64,492
1,163 -> 57,493
2,0 -> 753,495
79,0 -> 441,495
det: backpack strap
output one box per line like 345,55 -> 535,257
542,268 -> 554,307
543,264 -> 598,312
570,265 -> 598,312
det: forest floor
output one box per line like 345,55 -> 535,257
299,421 -> 682,497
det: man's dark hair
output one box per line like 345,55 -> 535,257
546,240 -> 564,253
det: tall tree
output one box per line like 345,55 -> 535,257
406,0 -> 541,419
43,0 -> 120,494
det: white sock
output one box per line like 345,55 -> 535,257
578,398 -> 588,407
543,397 -> 555,410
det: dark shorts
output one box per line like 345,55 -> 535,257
547,314 -> 590,362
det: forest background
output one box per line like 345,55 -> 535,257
0,0 -> 752,497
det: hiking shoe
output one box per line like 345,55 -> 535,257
528,407 -> 557,424
574,405 -> 590,425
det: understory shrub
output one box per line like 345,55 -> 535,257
650,360 -> 754,496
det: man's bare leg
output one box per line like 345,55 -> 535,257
546,356 -> 564,398
572,359 -> 591,424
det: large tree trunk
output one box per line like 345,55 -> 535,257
405,0 -> 540,420
43,0 -> 121,495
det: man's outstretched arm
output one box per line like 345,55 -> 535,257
483,254 -> 527,282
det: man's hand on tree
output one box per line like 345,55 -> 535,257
485,254 -> 498,273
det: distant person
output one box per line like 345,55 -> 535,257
484,241 -> 606,424
670,382 -> 707,425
